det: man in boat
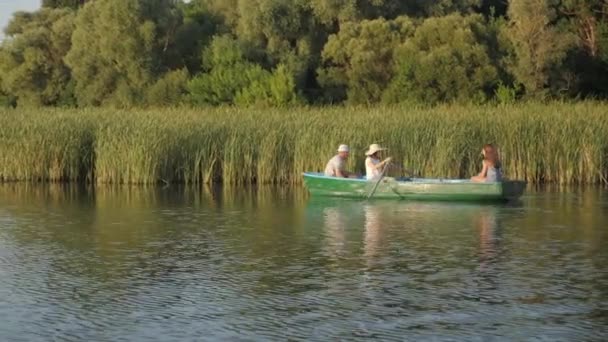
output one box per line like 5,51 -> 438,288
324,144 -> 354,178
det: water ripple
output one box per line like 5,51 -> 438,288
0,187 -> 607,340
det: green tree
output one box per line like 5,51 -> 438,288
318,17 -> 415,104
4,0 -> 604,107
235,64 -> 301,106
65,0 -> 187,107
65,0 -> 150,106
419,0 -> 481,17
310,0 -> 480,24
558,0 -> 607,58
173,0 -> 223,74
196,0 -> 240,30
505,0 -> 575,97
42,0 -> 88,9
188,35 -> 268,105
193,0 -> 487,104
201,0 -> 350,101
385,14 -> 500,104
188,35 -> 300,106
233,0 -> 327,100
146,68 -> 189,106
0,89 -> 16,108
0,8 -> 76,107
557,0 -> 608,96
478,0 -> 508,18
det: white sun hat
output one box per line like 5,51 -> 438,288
365,144 -> 387,156
337,144 -> 350,152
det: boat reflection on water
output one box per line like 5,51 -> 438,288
472,206 -> 504,302
309,198 -> 512,282
477,206 -> 501,269
322,207 -> 348,261
363,204 -> 382,264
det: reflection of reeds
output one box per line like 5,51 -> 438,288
0,182 -> 91,206
516,187 -> 606,248
1,103 -> 607,185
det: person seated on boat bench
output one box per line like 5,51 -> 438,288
365,144 -> 392,180
325,144 -> 354,178
471,144 -> 502,183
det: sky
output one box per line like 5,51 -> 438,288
0,0 -> 40,40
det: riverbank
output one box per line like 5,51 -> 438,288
1,103 -> 607,185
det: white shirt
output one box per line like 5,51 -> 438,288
324,155 -> 346,177
365,156 -> 381,180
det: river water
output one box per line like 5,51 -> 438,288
0,185 -> 606,341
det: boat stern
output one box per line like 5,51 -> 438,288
501,180 -> 527,200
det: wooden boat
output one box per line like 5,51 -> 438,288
302,172 -> 526,202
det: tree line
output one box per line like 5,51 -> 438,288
1,0 -> 607,108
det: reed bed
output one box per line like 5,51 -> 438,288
0,102 -> 607,185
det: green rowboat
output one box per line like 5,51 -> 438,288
303,172 -> 526,202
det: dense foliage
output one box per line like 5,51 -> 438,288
1,0 -> 608,107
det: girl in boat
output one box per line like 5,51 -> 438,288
472,144 -> 502,183
365,144 -> 392,180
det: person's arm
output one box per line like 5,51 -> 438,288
479,161 -> 489,177
379,157 -> 392,169
336,169 -> 346,177
471,161 -> 489,182
368,157 -> 392,171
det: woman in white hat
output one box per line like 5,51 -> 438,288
365,144 -> 392,180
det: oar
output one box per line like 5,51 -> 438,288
367,162 -> 391,199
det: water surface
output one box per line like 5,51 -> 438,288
0,185 -> 606,341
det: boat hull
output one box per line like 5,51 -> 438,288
302,173 -> 526,202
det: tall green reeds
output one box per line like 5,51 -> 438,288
0,102 -> 606,185
0,108 -> 95,182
